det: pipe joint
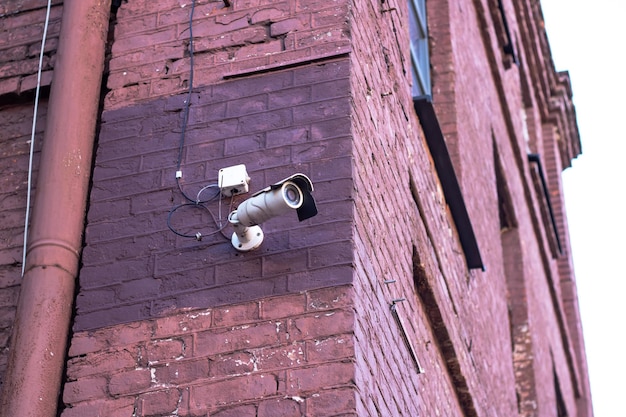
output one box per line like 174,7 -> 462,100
24,238 -> 81,277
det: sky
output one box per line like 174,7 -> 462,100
541,1 -> 626,415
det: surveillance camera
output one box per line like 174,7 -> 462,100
228,173 -> 318,251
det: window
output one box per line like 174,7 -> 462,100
409,0 -> 431,97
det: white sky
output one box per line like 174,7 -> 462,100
541,1 -> 626,415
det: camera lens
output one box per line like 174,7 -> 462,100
282,182 -> 303,208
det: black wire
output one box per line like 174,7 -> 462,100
167,202 -> 206,239
167,200 -> 231,240
168,0 -> 229,241
176,0 -> 196,203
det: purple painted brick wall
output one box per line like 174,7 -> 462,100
76,59 -> 354,331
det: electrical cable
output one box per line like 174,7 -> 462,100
168,0 -> 232,241
175,0 -> 197,203
166,195 -> 233,241
22,0 -> 52,276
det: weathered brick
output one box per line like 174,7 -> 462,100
257,397 -> 303,417
271,18 -> 307,37
309,156 -> 352,181
307,334 -> 354,363
74,302 -> 154,331
0,19 -> 61,49
27,36 -> 58,57
66,348 -> 137,380
74,287 -> 117,312
260,293 -> 307,320
113,12 -> 158,38
307,387 -> 357,416
60,397 -> 135,417
267,85 -> 312,110
213,301 -> 260,327
192,15 -> 250,38
111,27 -> 178,55
155,245 -> 227,277
137,389 -> 181,416
90,169 -> 163,201
109,368 -> 152,396
223,133 -> 264,155
191,373 -> 279,409
153,358 -> 209,384
290,309 -> 354,340
0,77 -> 20,96
209,351 -> 256,377
311,5 -> 350,28
254,341 -> 306,371
116,277 -> 163,304
250,6 -> 290,24
108,44 -> 185,72
0,56 -> 49,79
62,377 -> 108,404
146,338 -> 186,363
195,321 -> 283,357
85,199 -> 130,226
286,361 -> 354,393
157,268 -> 217,298
211,404 -> 258,417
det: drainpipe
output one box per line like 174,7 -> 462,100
0,1 -> 111,416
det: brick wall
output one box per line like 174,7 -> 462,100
63,286 -> 356,416
66,0 -> 359,413
0,0 -> 591,415
103,0 -> 351,109
0,0 -> 63,388
348,0 -> 519,415
0,0 -> 63,97
77,58 -> 354,331
0,100 -> 47,389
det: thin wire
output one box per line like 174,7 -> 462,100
22,0 -> 52,276
208,196 -> 235,239
175,0 -> 196,202
196,183 -> 219,203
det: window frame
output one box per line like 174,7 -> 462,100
409,0 -> 431,97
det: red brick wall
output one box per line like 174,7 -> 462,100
0,0 -> 591,415
63,287 -> 356,416
103,0 -> 351,109
0,0 -> 62,96
348,0 -> 519,414
65,0 -> 359,414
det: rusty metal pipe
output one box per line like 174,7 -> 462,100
0,0 -> 111,415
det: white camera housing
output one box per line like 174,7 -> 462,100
228,173 -> 317,251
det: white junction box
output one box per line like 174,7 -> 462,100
218,164 -> 250,197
